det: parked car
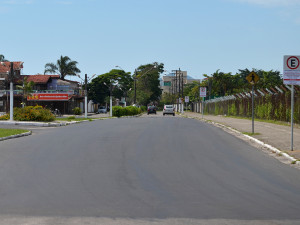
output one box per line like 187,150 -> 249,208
97,106 -> 107,114
163,105 -> 175,116
147,106 -> 157,115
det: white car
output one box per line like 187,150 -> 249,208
97,106 -> 107,114
163,105 -> 175,116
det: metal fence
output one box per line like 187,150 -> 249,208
192,85 -> 300,124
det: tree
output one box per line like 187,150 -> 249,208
88,69 -> 133,105
238,68 -> 282,90
133,62 -> 164,105
0,54 -> 8,62
44,55 -> 81,80
16,77 -> 35,107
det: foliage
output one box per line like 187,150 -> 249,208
204,91 -> 300,124
88,69 -> 133,105
0,128 -> 29,138
200,68 -> 283,98
133,62 -> 164,106
0,114 -> 9,120
44,55 -> 81,80
73,107 -> 82,115
0,54 -> 8,62
112,106 -> 141,117
16,77 -> 35,106
13,106 -> 55,121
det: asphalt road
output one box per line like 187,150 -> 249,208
0,114 -> 300,224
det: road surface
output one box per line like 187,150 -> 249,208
0,114 -> 300,224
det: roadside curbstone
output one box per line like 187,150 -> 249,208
183,114 -> 300,166
0,131 -> 32,141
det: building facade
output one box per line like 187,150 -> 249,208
161,70 -> 201,94
0,62 -> 84,114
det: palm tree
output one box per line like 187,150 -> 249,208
44,55 -> 81,80
0,54 -> 8,62
16,77 -> 35,107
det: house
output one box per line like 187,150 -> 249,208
24,75 -> 84,114
0,61 -> 84,114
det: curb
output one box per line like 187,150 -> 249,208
184,115 -> 300,166
0,131 -> 32,141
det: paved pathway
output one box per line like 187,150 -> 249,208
183,112 -> 300,160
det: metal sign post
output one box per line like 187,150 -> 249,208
246,71 -> 259,134
283,55 -> 300,151
291,85 -> 294,151
200,87 -> 207,119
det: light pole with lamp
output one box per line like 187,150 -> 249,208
77,73 -> 96,118
0,62 -> 14,121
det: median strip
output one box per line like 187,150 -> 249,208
0,128 -> 32,141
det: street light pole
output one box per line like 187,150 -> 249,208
9,62 -> 14,121
134,69 -> 137,104
110,81 -> 113,117
85,74 -> 88,118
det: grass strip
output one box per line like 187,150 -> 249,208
0,128 -> 29,138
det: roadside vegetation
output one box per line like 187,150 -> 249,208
0,106 -> 55,122
0,128 -> 29,138
112,106 -> 143,117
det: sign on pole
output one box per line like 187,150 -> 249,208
246,71 -> 259,85
200,87 -> 207,97
185,96 -> 189,103
283,55 -> 300,151
283,55 -> 300,85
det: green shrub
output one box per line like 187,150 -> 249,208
73,107 -> 82,115
140,106 -> 147,112
13,106 -> 55,121
67,116 -> 76,120
0,114 -> 9,120
112,106 -> 141,117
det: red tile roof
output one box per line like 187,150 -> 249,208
24,75 -> 60,84
0,62 -> 23,74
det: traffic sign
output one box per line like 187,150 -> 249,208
200,87 -> 207,97
185,96 -> 189,103
283,55 -> 300,85
246,71 -> 259,85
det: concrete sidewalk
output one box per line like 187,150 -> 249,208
183,112 -> 300,160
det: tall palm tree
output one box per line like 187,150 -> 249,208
44,55 -> 81,80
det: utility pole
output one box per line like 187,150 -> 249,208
134,69 -> 137,104
9,62 -> 14,121
110,80 -> 113,117
84,74 -> 88,118
181,69 -> 184,113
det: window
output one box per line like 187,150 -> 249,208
164,81 -> 171,86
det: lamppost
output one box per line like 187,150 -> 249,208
77,73 -> 96,118
115,66 -> 127,107
0,62 -> 14,121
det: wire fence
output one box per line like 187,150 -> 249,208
192,85 -> 300,124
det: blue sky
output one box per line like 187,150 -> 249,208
1,0 -> 300,81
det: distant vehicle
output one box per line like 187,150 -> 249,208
97,106 -> 107,114
163,105 -> 175,116
147,106 -> 157,115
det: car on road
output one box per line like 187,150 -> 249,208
163,105 -> 175,116
96,106 -> 107,114
147,106 -> 157,115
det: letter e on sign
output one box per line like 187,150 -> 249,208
287,56 -> 300,70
